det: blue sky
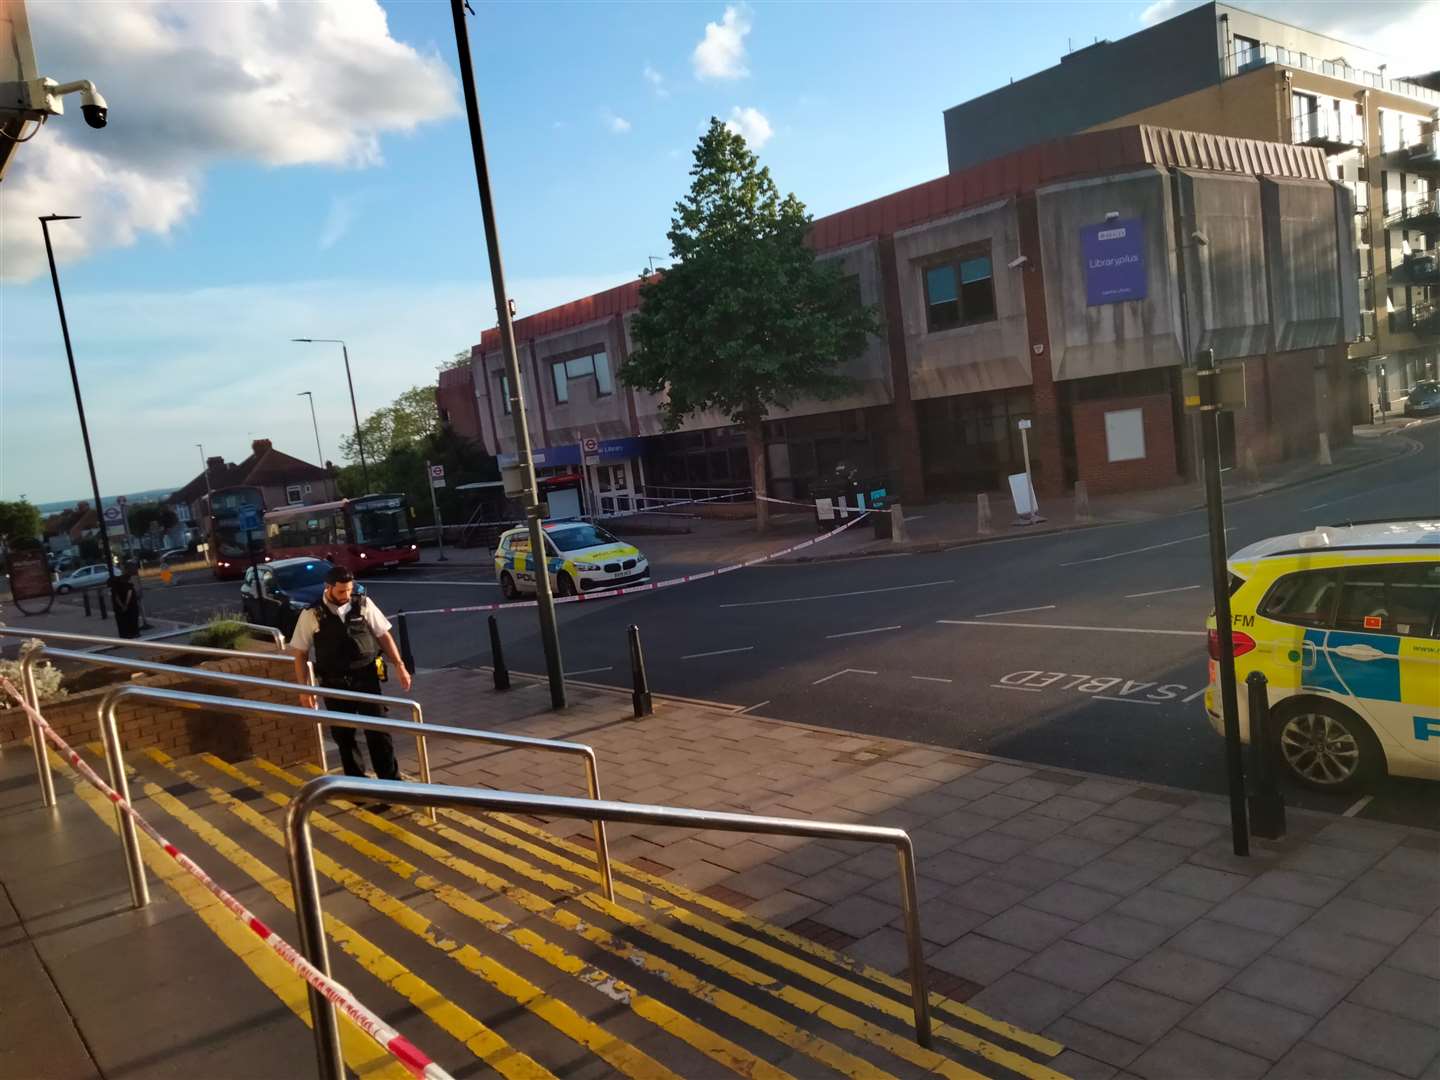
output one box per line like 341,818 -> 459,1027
2,0 -> 1428,503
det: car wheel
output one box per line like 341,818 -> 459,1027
500,572 -> 519,601
56,584 -> 71,594
1271,699 -> 1383,793
555,572 -> 576,597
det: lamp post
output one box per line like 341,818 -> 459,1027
40,214 -> 122,634
196,443 -> 214,565
451,0 -> 566,711
297,391 -> 330,498
291,338 -> 369,493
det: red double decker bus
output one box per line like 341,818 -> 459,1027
208,485 -> 268,580
264,493 -> 420,573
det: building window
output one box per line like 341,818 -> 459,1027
922,250 -> 996,333
497,373 -> 512,415
1234,34 -> 1260,68
551,350 -> 612,404
285,484 -> 303,505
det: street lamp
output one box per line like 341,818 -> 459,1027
39,213 -> 122,634
290,338 -> 370,493
297,390 -> 330,498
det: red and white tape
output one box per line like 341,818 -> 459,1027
0,678 -> 453,1080
405,509 -> 872,618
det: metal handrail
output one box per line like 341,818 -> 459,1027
3,627 -> 322,804
287,776 -> 931,1078
140,621 -> 286,648
100,687 -> 611,910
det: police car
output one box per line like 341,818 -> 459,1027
494,522 -> 649,600
1204,520 -> 1440,792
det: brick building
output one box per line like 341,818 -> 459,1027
168,438 -> 334,530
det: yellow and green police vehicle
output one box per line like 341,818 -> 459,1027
1204,520 -> 1440,792
494,521 -> 649,600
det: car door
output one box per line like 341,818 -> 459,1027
1324,563 -> 1440,771
511,536 -> 536,592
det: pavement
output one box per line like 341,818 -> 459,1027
5,666 -> 1436,1078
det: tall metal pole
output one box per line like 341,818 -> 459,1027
425,459 -> 447,563
196,444 -> 214,565
298,391 -> 330,498
292,339 -> 370,494
1198,348 -> 1248,856
451,0 -> 565,708
40,215 -> 121,634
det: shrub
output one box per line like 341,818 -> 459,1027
0,638 -> 67,703
190,617 -> 250,651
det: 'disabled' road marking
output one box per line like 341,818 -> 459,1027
974,605 -> 1056,619
811,668 -> 879,685
721,580 -> 954,608
681,646 -> 755,660
54,752 -> 409,1080
1059,532 -> 1215,567
825,625 -> 902,639
941,618 -> 1206,637
1123,585 -> 1202,599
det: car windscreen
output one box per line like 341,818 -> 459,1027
546,524 -> 621,552
216,525 -> 265,557
352,498 -> 411,546
272,561 -> 331,591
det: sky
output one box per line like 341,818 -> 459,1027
2,0 -> 1436,504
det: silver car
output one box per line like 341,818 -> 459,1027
55,564 -> 111,593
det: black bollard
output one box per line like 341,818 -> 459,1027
97,588 -> 107,621
396,611 -> 417,675
488,615 -> 510,691
628,623 -> 653,718
1246,671 -> 1286,840
82,589 -> 92,617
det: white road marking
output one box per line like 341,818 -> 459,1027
721,580 -> 953,608
911,675 -> 953,684
565,666 -> 614,676
1124,585 -> 1203,599
825,625 -> 902,639
974,604 -> 1056,618
990,683 -> 1042,692
740,700 -> 771,713
1182,687 -> 1209,703
1060,532 -> 1217,567
1093,694 -> 1160,706
1342,795 -> 1374,818
940,619 -> 1206,637
811,668 -> 878,686
681,646 -> 755,660
369,579 -> 499,587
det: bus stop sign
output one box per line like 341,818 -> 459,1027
1183,363 -> 1247,412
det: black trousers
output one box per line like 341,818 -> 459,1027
320,668 -> 398,781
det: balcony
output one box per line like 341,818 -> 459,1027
1385,190 -> 1440,236
1406,128 -> 1440,169
1225,44 -> 1440,108
1393,253 -> 1440,286
1291,107 -> 1365,153
1394,299 -> 1440,338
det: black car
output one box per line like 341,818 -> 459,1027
1403,380 -> 1440,417
239,557 -> 364,634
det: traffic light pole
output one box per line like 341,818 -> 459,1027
451,0 -> 565,709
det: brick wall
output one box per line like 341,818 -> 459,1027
1072,392 -> 1180,495
1,656 -> 317,767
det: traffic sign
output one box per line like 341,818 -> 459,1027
103,505 -> 123,524
429,463 -> 446,489
1184,362 -> 1247,412
237,505 -> 261,531
115,495 -> 128,506
581,436 -> 599,454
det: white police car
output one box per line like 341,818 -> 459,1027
494,522 -> 649,599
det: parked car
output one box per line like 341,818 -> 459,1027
158,549 -> 191,567
1403,380 -> 1440,417
239,557 -> 364,635
55,564 -> 111,593
494,522 -> 649,600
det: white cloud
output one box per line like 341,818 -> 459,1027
318,192 -> 367,250
724,106 -> 772,149
1139,0 -> 1440,72
692,6 -> 751,81
602,109 -> 632,134
1,0 -> 457,283
643,63 -> 669,98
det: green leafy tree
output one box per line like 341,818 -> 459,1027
0,499 -> 42,547
620,118 -> 879,530
437,349 -> 472,374
338,385 -> 440,465
127,504 -> 178,537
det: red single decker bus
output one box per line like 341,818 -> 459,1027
264,493 -> 420,573
209,485 -> 268,580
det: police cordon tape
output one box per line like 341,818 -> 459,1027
405,509 -> 873,617
0,678 -> 454,1080
458,488 -> 756,538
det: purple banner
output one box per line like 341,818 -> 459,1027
1081,218 -> 1147,306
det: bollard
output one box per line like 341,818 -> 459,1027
890,503 -> 907,545
488,615 -> 510,691
1245,671 -> 1286,840
97,588 -> 108,621
1242,448 -> 1260,484
628,624 -> 653,718
82,590 -> 92,617
976,493 -> 992,535
1073,481 -> 1091,523
1316,432 -> 1332,466
395,611 -> 416,675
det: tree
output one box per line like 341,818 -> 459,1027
620,118 -> 879,530
438,348 -> 472,374
127,504 -> 178,537
338,385 -> 440,465
0,499 -> 42,547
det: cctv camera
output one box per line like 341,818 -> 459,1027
1008,255 -> 1029,270
1104,211 -> 1121,222
1191,231 -> 1208,246
80,86 -> 108,129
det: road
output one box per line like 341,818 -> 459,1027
141,423 -> 1440,828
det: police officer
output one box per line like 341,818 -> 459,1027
287,565 -> 412,780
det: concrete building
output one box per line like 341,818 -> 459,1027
942,1 -> 1439,416
464,123 -> 1356,506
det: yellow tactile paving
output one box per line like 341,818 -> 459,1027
177,752 -> 716,1080
250,757 -> 899,1080
135,751 -> 554,1080
51,751 -> 409,1080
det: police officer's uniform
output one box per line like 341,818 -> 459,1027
291,593 -> 399,780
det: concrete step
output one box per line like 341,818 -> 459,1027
52,742 -> 1065,1079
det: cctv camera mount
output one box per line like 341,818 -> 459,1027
8,78 -> 108,128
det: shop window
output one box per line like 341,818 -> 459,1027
923,250 -> 996,333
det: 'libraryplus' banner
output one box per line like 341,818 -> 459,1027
1081,218 -> 1147,306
